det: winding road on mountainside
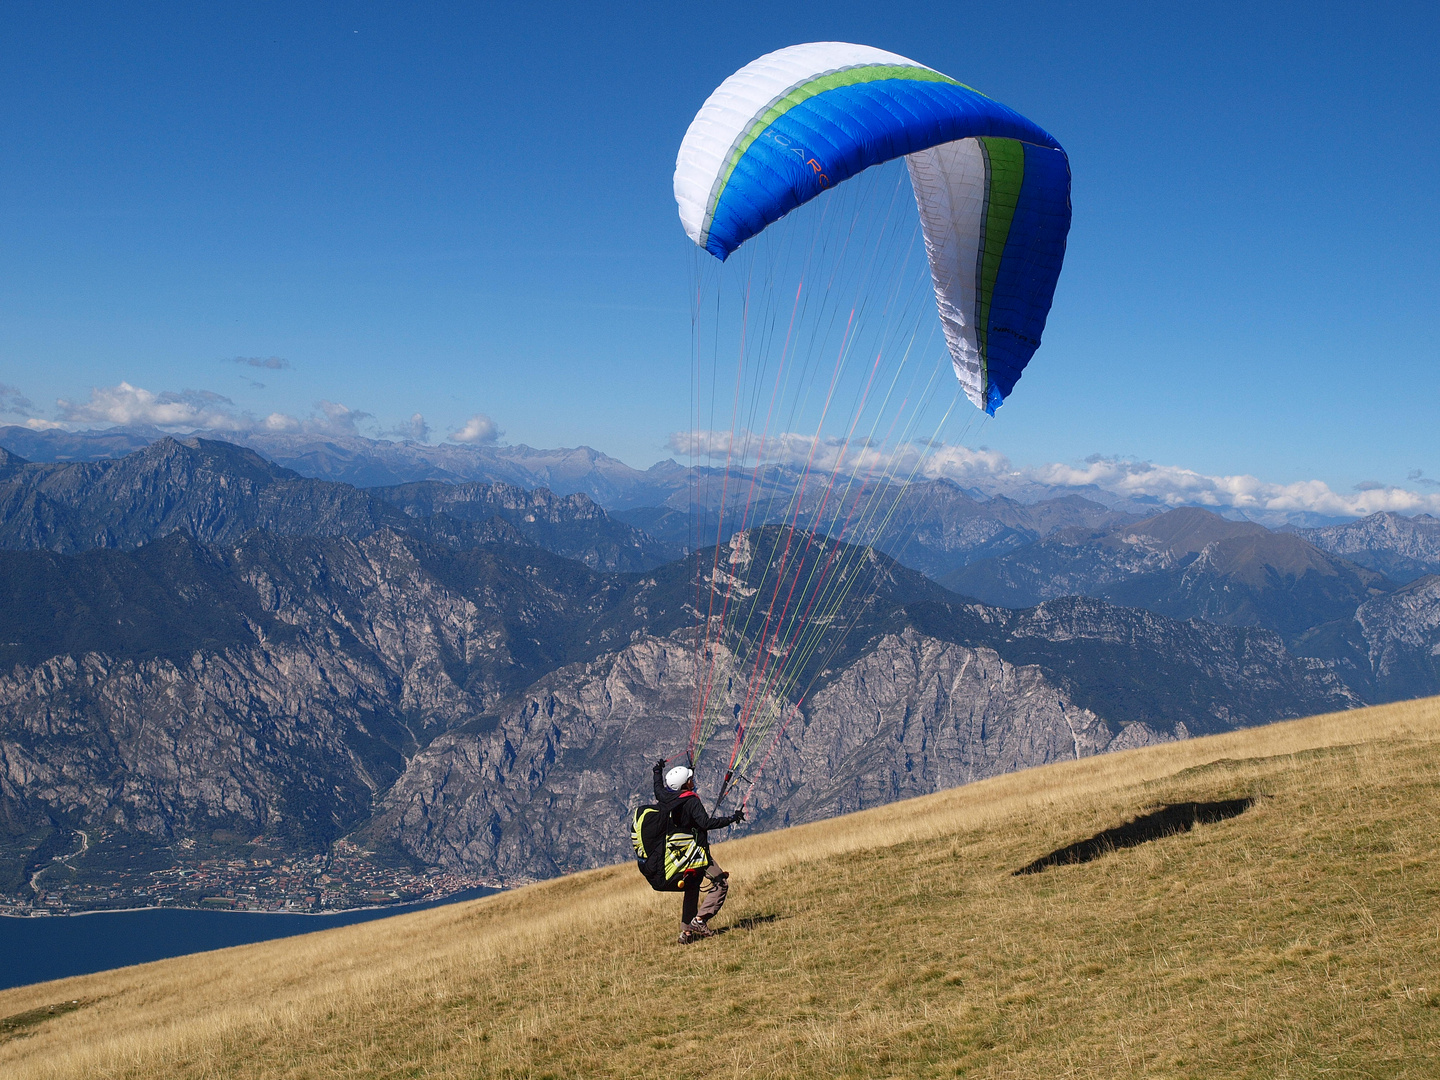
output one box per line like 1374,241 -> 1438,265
28,830 -> 88,895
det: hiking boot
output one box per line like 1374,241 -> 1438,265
677,928 -> 697,945
686,916 -> 716,939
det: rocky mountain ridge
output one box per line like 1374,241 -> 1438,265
0,430 -> 1165,593
2,435 -> 1436,902
0,437 -> 673,571
1,518 -> 1363,892
1298,511 -> 1440,583
941,507 -> 1396,643
11,426 -> 1435,580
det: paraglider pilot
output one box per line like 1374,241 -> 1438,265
654,759 -> 744,943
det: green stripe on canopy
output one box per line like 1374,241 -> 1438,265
702,65 -> 966,245
976,136 -> 1025,371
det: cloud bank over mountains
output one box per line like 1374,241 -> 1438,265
50,382 -> 374,438
1018,455 -> 1440,520
5,380 -> 1435,522
672,427 -> 1440,522
33,381 -> 490,446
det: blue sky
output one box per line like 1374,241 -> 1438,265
1,2 -> 1436,514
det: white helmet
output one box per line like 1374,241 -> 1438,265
664,765 -> 694,791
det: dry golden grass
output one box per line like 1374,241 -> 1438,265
4,696 -> 1440,1078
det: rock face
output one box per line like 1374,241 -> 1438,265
755,630 -> 1169,827
1352,576 -> 1440,701
0,645 -> 398,846
373,479 -> 678,570
361,629 -> 1173,882
1301,512 -> 1440,584
945,596 -> 1363,735
360,636 -> 719,880
0,528 -> 584,852
352,571 -> 1359,883
361,587 -> 1362,884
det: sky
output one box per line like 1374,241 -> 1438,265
1,2 -> 1437,517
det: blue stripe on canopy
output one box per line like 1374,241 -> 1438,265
983,143 -> 1072,410
705,78 -> 1061,260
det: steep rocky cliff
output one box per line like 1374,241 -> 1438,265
1352,575 -> 1440,701
359,630 -> 1173,883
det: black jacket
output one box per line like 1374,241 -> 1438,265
653,761 -> 741,852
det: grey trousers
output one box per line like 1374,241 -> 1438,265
681,859 -> 728,926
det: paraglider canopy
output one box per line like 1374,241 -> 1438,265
669,44 -> 1072,814
674,41 -> 1071,415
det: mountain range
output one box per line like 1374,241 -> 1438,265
0,433 -> 1436,899
0,421 -> 1345,525
0,437 -> 673,571
0,425 -> 1158,579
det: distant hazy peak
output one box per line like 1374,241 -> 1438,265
1122,506 -> 1269,555
138,435 -> 305,482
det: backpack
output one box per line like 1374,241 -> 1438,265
629,798 -> 709,892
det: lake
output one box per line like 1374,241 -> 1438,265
0,888 -> 498,992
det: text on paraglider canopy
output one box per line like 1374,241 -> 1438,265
760,130 -> 830,188
992,325 -> 1039,347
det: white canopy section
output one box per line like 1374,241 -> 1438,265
673,42 -> 923,248
907,140 -> 989,410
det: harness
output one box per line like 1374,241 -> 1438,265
629,791 -> 710,891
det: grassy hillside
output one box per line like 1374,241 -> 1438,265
3,697 -> 1439,1078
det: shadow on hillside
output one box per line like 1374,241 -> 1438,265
715,913 -> 783,935
1013,798 -> 1255,876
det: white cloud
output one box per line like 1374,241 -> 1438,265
57,382 -> 256,432
668,428 -> 887,472
47,381 -> 393,441
1015,455 -> 1440,517
262,412 -> 302,433
227,356 -> 290,370
667,428 -> 1440,520
18,380 -> 467,451
0,383 -> 65,431
313,400 -> 372,437
381,413 -> 430,442
448,413 -> 500,444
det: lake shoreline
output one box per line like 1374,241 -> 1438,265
0,885 -> 500,992
0,885 -> 504,921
